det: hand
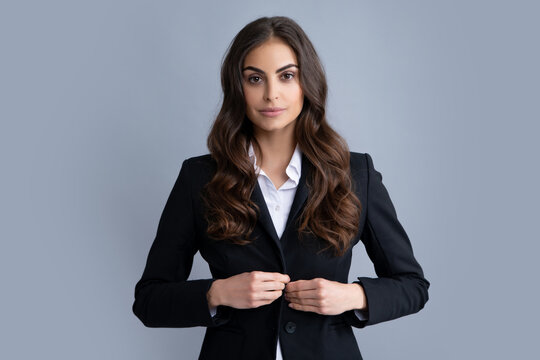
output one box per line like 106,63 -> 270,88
207,271 -> 290,310
284,278 -> 367,315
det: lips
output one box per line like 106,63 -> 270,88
259,107 -> 285,117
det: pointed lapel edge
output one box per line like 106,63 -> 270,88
283,152 -> 310,236
250,153 -> 310,238
250,179 -> 280,244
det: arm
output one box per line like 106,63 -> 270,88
132,158 -> 231,328
344,153 -> 430,328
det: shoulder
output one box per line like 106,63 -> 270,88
178,153 -> 216,182
349,151 -> 376,173
184,153 -> 215,167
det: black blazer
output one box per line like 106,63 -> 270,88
132,152 -> 430,360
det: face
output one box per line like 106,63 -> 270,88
241,37 -> 304,136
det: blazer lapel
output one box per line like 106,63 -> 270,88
250,182 -> 280,244
283,152 -> 310,237
250,153 -> 311,251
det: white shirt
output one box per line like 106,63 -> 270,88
209,142 -> 367,359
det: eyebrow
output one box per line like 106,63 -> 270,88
242,64 -> 298,74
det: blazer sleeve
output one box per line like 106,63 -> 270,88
345,153 -> 430,328
132,158 -> 231,328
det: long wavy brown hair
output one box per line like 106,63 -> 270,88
203,16 -> 362,257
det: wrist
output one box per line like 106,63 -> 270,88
349,283 -> 367,311
207,279 -> 222,308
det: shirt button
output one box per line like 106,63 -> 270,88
275,205 -> 280,211
284,321 -> 296,334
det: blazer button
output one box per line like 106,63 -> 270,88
284,321 -> 296,334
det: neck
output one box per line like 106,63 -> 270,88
252,127 -> 296,170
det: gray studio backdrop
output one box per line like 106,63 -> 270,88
1,1 -> 538,359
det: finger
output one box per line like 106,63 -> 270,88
284,279 -> 303,292
276,273 -> 291,283
288,302 -> 322,314
285,289 -> 321,300
258,280 -> 286,292
286,297 -> 321,307
285,279 -> 319,292
252,271 -> 290,284
254,286 -> 286,302
256,290 -> 284,307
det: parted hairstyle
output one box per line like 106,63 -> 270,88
203,16 -> 362,257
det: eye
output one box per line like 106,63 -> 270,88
248,75 -> 262,84
282,72 -> 295,80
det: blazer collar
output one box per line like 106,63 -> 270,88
248,142 -> 302,187
249,151 -> 311,250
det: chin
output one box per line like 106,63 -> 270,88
257,120 -> 296,133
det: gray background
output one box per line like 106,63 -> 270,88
1,0 -> 538,359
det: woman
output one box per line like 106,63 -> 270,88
132,16 -> 429,360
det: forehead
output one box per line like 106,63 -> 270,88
243,37 -> 298,69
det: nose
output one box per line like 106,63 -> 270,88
264,78 -> 278,101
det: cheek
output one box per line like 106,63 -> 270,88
288,83 -> 302,98
243,89 -> 259,110
291,88 -> 304,108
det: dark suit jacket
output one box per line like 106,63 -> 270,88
132,152 -> 430,360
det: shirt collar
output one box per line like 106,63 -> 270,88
248,141 -> 302,186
